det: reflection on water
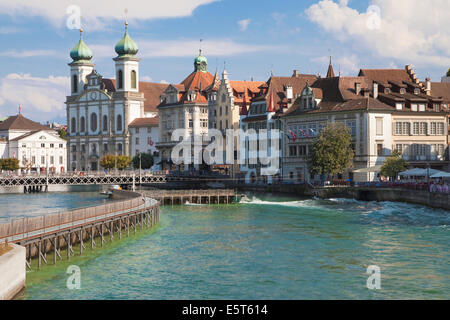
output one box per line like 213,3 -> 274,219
18,192 -> 450,299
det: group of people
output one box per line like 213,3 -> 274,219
429,180 -> 450,193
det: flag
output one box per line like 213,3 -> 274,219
18,104 -> 21,114
267,91 -> 275,112
289,130 -> 297,142
299,129 -> 309,138
309,128 -> 317,137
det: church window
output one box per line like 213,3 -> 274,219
80,116 -> 85,133
71,117 -> 76,133
131,70 -> 137,89
90,113 -> 98,132
72,75 -> 78,93
118,70 -> 123,89
103,115 -> 108,131
117,114 -> 123,131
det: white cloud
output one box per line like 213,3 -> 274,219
160,80 -> 169,84
0,74 -> 69,122
0,50 -> 59,58
305,0 -> 450,67
238,19 -> 251,31
91,39 -> 280,58
0,0 -> 218,30
141,76 -> 153,82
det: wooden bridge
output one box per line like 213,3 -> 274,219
142,189 -> 243,205
0,193 -> 160,270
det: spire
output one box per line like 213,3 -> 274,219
326,56 -> 335,78
240,93 -> 248,116
194,49 -> 208,73
267,91 -> 275,113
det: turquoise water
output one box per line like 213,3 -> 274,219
0,186 -> 107,223
20,193 -> 449,299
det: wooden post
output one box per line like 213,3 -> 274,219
119,219 -> 122,239
38,241 -> 41,270
101,224 -> 104,246
80,229 -> 83,255
53,236 -> 57,265
67,232 -> 71,260
110,221 -> 113,242
91,226 -> 95,249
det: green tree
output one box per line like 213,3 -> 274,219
116,155 -> 131,170
59,128 -> 67,140
132,153 -> 154,170
447,68 -> 450,77
308,123 -> 354,179
380,151 -> 408,181
0,158 -> 20,171
100,155 -> 116,170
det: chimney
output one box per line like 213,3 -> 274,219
286,85 -> 293,100
355,82 -> 361,95
293,70 -> 299,78
426,77 -> 431,96
373,82 -> 378,99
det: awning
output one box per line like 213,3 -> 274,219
430,171 -> 450,178
352,165 -> 382,173
399,168 -> 442,177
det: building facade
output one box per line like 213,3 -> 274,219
66,26 -> 166,172
0,114 -> 67,173
128,117 -> 160,168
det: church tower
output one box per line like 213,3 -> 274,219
114,22 -> 140,93
69,29 -> 94,95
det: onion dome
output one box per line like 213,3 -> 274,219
70,29 -> 93,63
194,50 -> 208,72
115,22 -> 139,57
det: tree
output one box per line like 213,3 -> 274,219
0,158 -> 20,171
308,123 -> 354,179
100,155 -> 116,170
380,151 -> 408,181
132,153 -> 154,170
116,155 -> 131,170
447,68 -> 450,77
59,128 -> 67,140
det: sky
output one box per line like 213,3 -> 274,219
0,0 -> 449,123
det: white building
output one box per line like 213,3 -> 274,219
0,114 -> 67,173
128,117 -> 160,167
66,25 -> 166,171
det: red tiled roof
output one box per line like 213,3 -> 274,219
229,80 -> 265,103
128,117 -> 159,127
358,69 -> 413,86
0,114 -> 53,131
102,79 -> 169,113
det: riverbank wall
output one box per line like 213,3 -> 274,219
235,184 -> 449,211
0,244 -> 26,300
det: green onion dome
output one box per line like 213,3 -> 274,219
70,29 -> 93,62
194,50 -> 208,72
115,22 -> 139,57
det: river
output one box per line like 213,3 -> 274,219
1,191 -> 448,299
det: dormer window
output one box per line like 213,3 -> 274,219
400,88 -> 405,94
384,88 -> 390,94
414,88 -> 420,95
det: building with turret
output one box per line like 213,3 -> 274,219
66,25 -> 167,172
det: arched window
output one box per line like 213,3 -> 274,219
72,75 -> 78,93
117,114 -> 123,131
90,113 -> 98,132
71,117 -> 76,133
131,70 -> 137,89
103,115 -> 108,131
80,116 -> 85,133
118,70 -> 123,89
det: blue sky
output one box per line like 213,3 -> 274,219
0,0 -> 449,123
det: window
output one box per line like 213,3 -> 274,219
413,122 -> 420,135
72,75 -> 78,93
222,94 -> 226,102
71,145 -> 76,152
437,122 -> 444,135
396,103 -> 403,110
117,115 -> 123,131
402,122 -> 410,135
71,117 -> 76,133
411,104 -> 418,112
376,118 -> 383,135
136,149 -> 139,154
419,122 -> 427,135
117,143 -> 123,155
189,120 -> 193,128
131,70 -> 137,89
289,146 -> 297,157
147,127 -> 151,133
50,156 -> 54,165
59,144 -> 63,148
136,137 -> 139,145
59,156 -> 63,165
377,144 -> 383,156
395,122 -> 402,135
419,104 -> 426,112
118,70 -> 123,89
434,104 -> 440,112
80,116 -> 85,133
22,144 -> 26,148
136,127 -> 139,134
50,143 -> 54,148
90,113 -> 98,132
103,143 -> 108,152
81,144 -> 86,152
41,156 -> 45,164
103,115 -> 108,131
41,143 -> 45,148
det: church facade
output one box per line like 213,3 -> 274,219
66,25 -> 167,172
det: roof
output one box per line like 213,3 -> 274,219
102,79 -> 169,113
358,69 -> 413,86
0,114 -> 54,131
430,82 -> 450,103
251,74 -> 318,112
9,130 -> 61,142
229,80 -> 265,103
128,117 -> 159,127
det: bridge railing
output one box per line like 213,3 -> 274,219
0,170 -> 166,179
0,197 -> 152,244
